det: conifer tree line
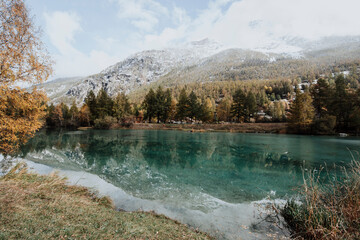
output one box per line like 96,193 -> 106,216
46,89 -> 131,129
142,87 -> 214,123
289,74 -> 360,134
45,84 -> 274,128
45,66 -> 360,134
141,84 -> 289,124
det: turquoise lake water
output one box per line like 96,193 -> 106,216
18,129 -> 360,239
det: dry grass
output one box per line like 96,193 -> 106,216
281,160 -> 360,240
0,163 -> 212,240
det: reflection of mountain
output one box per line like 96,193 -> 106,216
20,130 -> 352,204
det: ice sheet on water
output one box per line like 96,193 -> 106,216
25,160 -> 290,240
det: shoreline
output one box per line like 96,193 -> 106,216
20,159 -> 289,240
109,122 -> 288,134
77,123 -> 354,136
0,162 -> 212,240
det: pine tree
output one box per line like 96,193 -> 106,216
270,101 -> 285,122
79,105 -> 90,127
155,86 -> 165,123
161,89 -> 172,123
133,104 -> 140,118
113,92 -> 131,122
46,104 -> 56,127
310,78 -> 331,118
256,90 -> 269,107
96,88 -> 113,119
231,89 -> 246,122
200,98 -> 214,123
187,91 -> 200,122
169,99 -> 177,122
60,103 -> 71,127
349,89 -> 360,133
85,90 -> 97,123
69,101 -> 79,127
176,88 -> 189,122
288,89 -> 315,133
244,92 -> 257,122
217,97 -> 232,122
332,74 -> 352,130
142,88 -> 157,123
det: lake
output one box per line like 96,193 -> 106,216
18,129 -> 360,239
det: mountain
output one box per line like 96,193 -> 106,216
38,77 -> 84,104
39,36 -> 360,105
41,39 -> 222,105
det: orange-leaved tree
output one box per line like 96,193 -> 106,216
0,0 -> 52,155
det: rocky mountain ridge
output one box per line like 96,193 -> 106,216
38,36 -> 360,105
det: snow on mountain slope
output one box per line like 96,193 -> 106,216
41,36 -> 360,105
52,39 -> 222,105
35,77 -> 84,105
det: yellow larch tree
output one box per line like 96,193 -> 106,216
0,0 -> 53,155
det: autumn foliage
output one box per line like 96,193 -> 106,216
0,87 -> 47,154
0,0 -> 52,155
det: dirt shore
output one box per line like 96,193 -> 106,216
115,122 -> 287,134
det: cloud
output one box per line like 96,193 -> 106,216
44,11 -> 119,78
44,11 -> 82,55
212,0 -> 360,48
137,0 -> 360,51
41,0 -> 360,79
140,6 -> 191,49
114,0 -> 168,31
172,6 -> 190,26
134,0 -> 233,50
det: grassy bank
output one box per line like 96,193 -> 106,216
0,164 -> 211,240
280,160 -> 360,239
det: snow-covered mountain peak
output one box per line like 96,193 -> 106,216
100,38 -> 222,79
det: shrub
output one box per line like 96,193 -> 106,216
281,161 -> 360,239
312,115 -> 337,135
94,116 -> 117,129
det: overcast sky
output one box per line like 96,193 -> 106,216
26,0 -> 360,80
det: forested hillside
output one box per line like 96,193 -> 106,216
39,37 -> 360,106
